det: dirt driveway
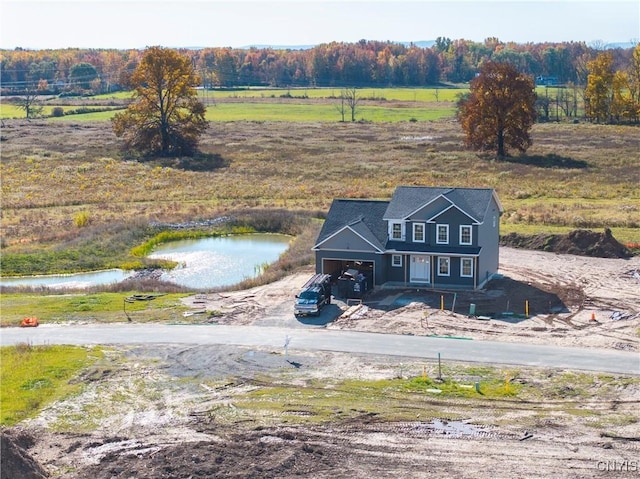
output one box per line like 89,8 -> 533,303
183,247 -> 640,352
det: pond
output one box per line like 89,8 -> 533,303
0,269 -> 133,289
147,233 -> 291,289
0,234 -> 291,290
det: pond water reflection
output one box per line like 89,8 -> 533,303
148,233 -> 291,289
0,234 -> 291,290
0,269 -> 132,289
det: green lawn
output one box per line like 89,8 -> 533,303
94,87 -> 465,102
2,87 -> 463,121
1,344 -> 103,426
199,86 -> 465,102
0,292 -> 191,326
205,102 -> 456,122
38,101 -> 455,123
0,103 -> 25,118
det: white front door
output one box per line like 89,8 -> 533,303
410,255 -> 430,283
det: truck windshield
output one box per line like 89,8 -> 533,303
299,291 -> 319,300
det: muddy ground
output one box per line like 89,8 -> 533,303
3,246 -> 640,479
183,246 -> 640,352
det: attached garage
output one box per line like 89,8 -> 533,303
314,187 -> 503,292
321,258 -> 375,283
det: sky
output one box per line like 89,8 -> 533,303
1,0 -> 638,50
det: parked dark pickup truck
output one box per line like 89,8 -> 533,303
294,274 -> 332,317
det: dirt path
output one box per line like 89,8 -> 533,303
7,345 -> 640,479
183,247 -> 640,352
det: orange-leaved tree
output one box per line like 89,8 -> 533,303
112,46 -> 207,157
584,51 -> 615,124
457,61 -> 537,158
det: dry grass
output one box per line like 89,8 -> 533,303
1,119 -> 638,262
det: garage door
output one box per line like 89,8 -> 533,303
322,259 -> 375,284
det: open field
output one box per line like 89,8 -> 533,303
95,86 -> 467,103
2,109 -> 639,477
1,87 -> 460,122
1,119 -> 638,276
1,86 -> 583,123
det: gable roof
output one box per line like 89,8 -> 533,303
315,187 -> 503,253
384,186 -> 502,223
314,199 -> 389,250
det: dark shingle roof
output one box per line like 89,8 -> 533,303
384,186 -> 498,223
383,186 -> 451,219
316,187 -> 501,251
315,199 -> 389,248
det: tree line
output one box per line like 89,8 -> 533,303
1,39 -> 636,93
111,47 -> 538,159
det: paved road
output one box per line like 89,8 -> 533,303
1,324 -> 638,375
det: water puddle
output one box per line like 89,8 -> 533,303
414,419 -> 495,438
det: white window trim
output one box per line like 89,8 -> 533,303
459,225 -> 473,245
437,256 -> 450,276
436,224 -> 449,244
413,223 -> 426,243
392,254 -> 403,267
460,257 -> 474,278
390,222 -> 404,241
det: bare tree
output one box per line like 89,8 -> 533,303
343,87 -> 360,121
15,83 -> 43,119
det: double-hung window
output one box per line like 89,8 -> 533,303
413,223 -> 425,243
461,258 -> 474,277
392,254 -> 402,267
436,224 -> 449,244
438,257 -> 450,276
460,225 -> 472,245
391,223 -> 403,240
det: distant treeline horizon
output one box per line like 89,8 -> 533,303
1,38 -> 637,94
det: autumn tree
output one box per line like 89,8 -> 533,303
627,44 -> 640,122
584,52 -> 615,123
112,47 -> 207,157
457,61 -> 537,157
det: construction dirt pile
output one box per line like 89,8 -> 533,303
500,228 -> 632,258
0,430 -> 48,479
5,345 -> 640,479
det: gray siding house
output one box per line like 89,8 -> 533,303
313,186 -> 503,290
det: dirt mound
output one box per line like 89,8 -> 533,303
1,429 -> 48,479
500,228 -> 632,258
70,429 -> 340,479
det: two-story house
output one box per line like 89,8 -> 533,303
312,186 -> 503,290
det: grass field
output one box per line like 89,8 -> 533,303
204,102 -> 455,122
2,87 -> 462,121
91,87 -> 466,103
0,292 -> 192,326
1,88 -> 638,281
1,86 -> 577,123
0,344 -> 103,426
